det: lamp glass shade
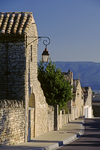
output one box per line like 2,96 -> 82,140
42,48 -> 49,62
42,55 -> 49,62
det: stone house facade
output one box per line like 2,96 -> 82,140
62,70 -> 84,120
62,70 -> 86,120
0,11 -> 93,146
62,70 -> 73,115
0,11 -> 49,144
73,79 -> 84,119
0,12 -> 72,146
82,87 -> 93,118
62,69 -> 93,120
62,69 -> 73,85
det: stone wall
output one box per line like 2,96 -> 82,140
25,80 -> 48,139
58,110 -> 69,129
85,87 -> 92,107
47,105 -> 54,131
0,12 -> 75,144
73,80 -> 84,118
0,12 -> 50,141
25,16 -> 49,138
47,106 -> 71,131
34,81 -> 48,137
0,40 -> 26,100
0,44 -> 7,99
0,99 -> 73,146
0,100 -> 25,145
62,110 -> 68,125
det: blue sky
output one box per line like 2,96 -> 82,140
0,0 -> 100,62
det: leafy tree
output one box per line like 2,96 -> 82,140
38,60 -> 73,110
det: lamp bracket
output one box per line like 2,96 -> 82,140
26,36 -> 50,48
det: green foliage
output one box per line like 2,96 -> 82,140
59,103 -> 69,114
38,60 -> 73,110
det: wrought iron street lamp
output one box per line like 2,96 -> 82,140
41,37 -> 50,62
26,36 -> 50,62
42,48 -> 49,62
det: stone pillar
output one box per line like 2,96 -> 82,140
60,110 -> 62,128
54,104 -> 59,131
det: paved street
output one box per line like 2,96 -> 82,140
58,117 -> 100,150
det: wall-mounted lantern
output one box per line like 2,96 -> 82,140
42,48 -> 49,62
26,36 -> 50,63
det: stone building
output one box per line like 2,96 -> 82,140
62,70 -> 93,119
62,69 -> 73,86
72,79 -> 84,119
62,70 -> 73,114
82,87 -> 93,118
0,12 -> 48,144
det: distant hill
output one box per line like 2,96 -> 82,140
55,61 -> 100,91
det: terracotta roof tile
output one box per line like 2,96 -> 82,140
0,12 -> 33,35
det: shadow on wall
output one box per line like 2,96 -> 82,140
92,105 -> 100,117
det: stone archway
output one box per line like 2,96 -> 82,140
28,93 -> 35,141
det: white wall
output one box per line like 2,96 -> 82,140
84,106 -> 92,118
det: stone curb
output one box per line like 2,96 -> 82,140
41,119 -> 85,150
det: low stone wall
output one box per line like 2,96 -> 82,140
58,110 -> 69,129
33,81 -> 48,137
0,100 -> 25,145
0,99 -> 73,146
47,105 -> 54,131
62,114 -> 69,125
47,106 -> 70,131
